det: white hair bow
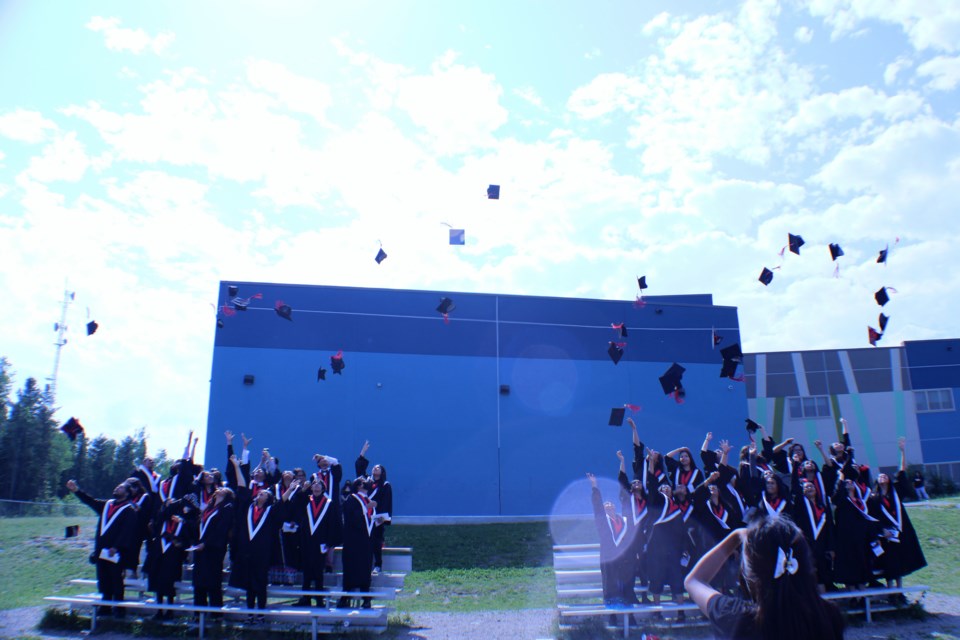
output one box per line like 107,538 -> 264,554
773,547 -> 799,579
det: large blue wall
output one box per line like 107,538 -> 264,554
206,282 -> 748,517
904,338 -> 960,463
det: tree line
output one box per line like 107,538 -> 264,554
0,357 -> 171,512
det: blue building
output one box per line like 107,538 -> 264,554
206,282 -> 748,518
743,338 -> 960,480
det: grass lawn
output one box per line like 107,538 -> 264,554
2,499 -> 958,613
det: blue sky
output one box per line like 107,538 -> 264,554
1,0 -> 959,459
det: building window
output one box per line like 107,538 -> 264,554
915,389 -> 955,413
788,396 -> 832,419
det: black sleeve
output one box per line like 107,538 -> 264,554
75,489 -> 106,515
706,594 -> 758,640
700,449 -> 719,473
376,482 -> 393,516
617,470 -> 631,494
226,445 -> 238,490
590,487 -> 606,529
663,455 -> 679,475
355,455 -> 370,477
632,442 -> 646,481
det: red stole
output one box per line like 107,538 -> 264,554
252,505 -> 265,527
106,500 -> 126,521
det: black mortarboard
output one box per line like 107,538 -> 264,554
228,285 -> 239,297
720,343 -> 743,363
607,342 -> 624,365
879,313 -> 889,331
868,327 -> 883,346
613,323 -> 628,338
437,297 -> 456,315
61,417 -> 84,441
637,276 -> 648,290
375,248 -> 387,264
331,351 -> 345,375
275,300 -> 293,321
65,525 -> 79,538
829,243 -> 844,261
232,293 -> 262,311
609,408 -> 625,427
720,359 -> 739,378
659,362 -> 686,395
759,267 -> 774,286
877,247 -> 888,264
745,418 -> 760,434
875,287 -> 890,306
487,184 -> 500,199
317,367 -> 326,381
449,229 -> 465,245
788,233 -> 805,255
217,318 -> 224,329
86,320 -> 98,336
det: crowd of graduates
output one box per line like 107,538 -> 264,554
66,430 -> 393,624
588,416 -> 927,622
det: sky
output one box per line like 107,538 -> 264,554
1,0 -> 958,461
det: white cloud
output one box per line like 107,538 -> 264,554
794,26 -> 814,42
916,55 -> 960,91
803,0 -> 960,52
884,56 -> 913,85
584,48 -> 602,60
784,86 -> 924,135
567,73 -> 646,119
0,109 -> 59,143
514,86 -> 545,109
23,132 -> 91,183
86,16 -> 174,55
246,59 -> 333,122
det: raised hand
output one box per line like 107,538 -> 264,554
705,432 -> 713,441
360,440 -> 370,457
898,437 -> 906,451
586,472 -> 598,488
66,479 -> 78,492
720,440 -> 731,454
242,433 -> 252,448
706,471 -> 720,484
627,417 -> 637,429
225,430 -> 234,444
616,450 -> 624,462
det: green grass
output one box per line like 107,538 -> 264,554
3,501 -> 959,616
904,499 -> 960,596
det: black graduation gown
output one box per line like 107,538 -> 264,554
75,491 -> 138,598
791,494 -> 835,586
644,473 -> 685,596
717,464 -> 749,526
664,455 -> 703,492
273,482 -> 302,573
832,485 -> 881,586
193,501 -> 233,592
312,463 -> 344,546
229,488 -> 282,591
868,472 -> 927,579
133,464 -> 162,501
617,469 -> 649,589
590,486 -> 637,605
341,492 -> 375,594
295,491 -> 337,573
147,501 -> 195,596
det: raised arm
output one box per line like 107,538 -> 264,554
685,529 -> 747,611
772,437 -> 794,454
898,437 -> 907,473
189,434 -> 199,462
813,439 -> 834,467
629,417 -> 640,447
701,432 -> 712,452
230,455 -> 246,488
719,440 -> 731,467
356,440 -> 371,477
183,429 -> 194,460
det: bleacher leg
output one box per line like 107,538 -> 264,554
91,607 -> 97,632
865,597 -> 872,623
199,612 -> 205,640
312,617 -> 318,640
622,613 -> 630,639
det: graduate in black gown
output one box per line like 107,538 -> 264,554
355,440 -> 393,573
791,477 -> 835,592
311,453 -> 343,573
587,471 -> 637,607
868,437 -> 927,591
193,483 -> 234,613
146,494 -> 197,617
292,477 -> 337,607
67,479 -> 138,617
123,477 -> 153,579
231,467 -> 283,620
644,449 -> 686,612
832,471 -> 882,588
691,470 -> 740,594
620,420 -> 652,602
339,477 -> 377,609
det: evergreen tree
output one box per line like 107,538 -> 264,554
84,435 -> 117,497
0,378 -> 57,501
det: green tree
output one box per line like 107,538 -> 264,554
84,435 -> 117,497
0,377 -> 58,501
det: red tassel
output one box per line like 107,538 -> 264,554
634,296 -> 646,309
442,313 -> 450,325
672,390 -> 685,405
221,305 -> 236,317
624,404 -> 642,412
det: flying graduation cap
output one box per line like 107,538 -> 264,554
487,184 -> 500,199
232,293 -> 263,311
758,267 -> 774,286
877,247 -> 888,264
274,300 -> 293,321
788,233 -> 805,255
612,322 -> 628,338
607,342 -> 625,365
375,247 -> 388,264
330,351 -> 345,375
659,363 -> 686,402
868,327 -> 883,346
317,367 -> 327,381
720,343 -> 744,379
60,417 -> 84,441
608,407 -> 626,427
437,297 -> 455,323
875,287 -> 894,306
86,320 -> 98,336
879,313 -> 889,331
829,243 -> 844,261
745,418 -> 761,434
228,285 -> 239,297
637,276 -> 648,291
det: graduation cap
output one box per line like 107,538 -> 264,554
330,351 -> 345,375
745,418 -> 761,434
609,408 -> 626,427
232,293 -> 262,311
274,300 -> 293,321
216,318 -> 224,329
637,276 -> 648,291
487,184 -> 500,199
437,297 -> 455,315
875,287 -> 890,306
788,233 -> 805,255
712,328 -> 723,347
828,243 -> 844,261
868,327 -> 883,346
86,320 -> 98,336
60,417 -> 84,441
720,343 -> 743,363
375,248 -> 388,264
759,267 -> 774,286
449,229 -> 466,245
228,285 -> 239,297
607,342 -> 625,365
877,247 -> 888,264
65,525 -> 79,539
317,367 -> 326,381
720,358 -> 740,379
879,313 -> 889,331
612,322 -> 628,338
659,362 -> 686,397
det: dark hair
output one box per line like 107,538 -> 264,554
210,469 -> 222,486
677,447 -> 696,470
373,464 -> 387,482
742,515 -> 844,640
